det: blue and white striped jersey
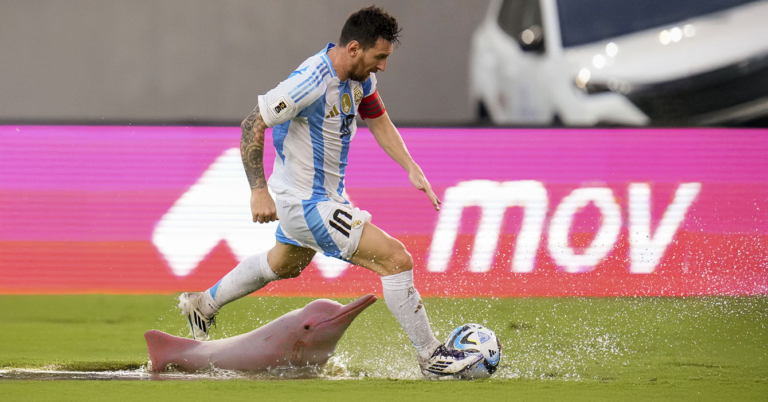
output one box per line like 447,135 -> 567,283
258,43 -> 378,204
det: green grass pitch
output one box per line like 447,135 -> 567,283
0,294 -> 766,401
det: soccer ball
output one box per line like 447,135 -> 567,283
445,323 -> 502,379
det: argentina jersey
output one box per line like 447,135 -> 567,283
258,43 -> 378,204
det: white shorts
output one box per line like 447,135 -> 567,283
274,193 -> 372,261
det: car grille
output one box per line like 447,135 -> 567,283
627,53 -> 768,124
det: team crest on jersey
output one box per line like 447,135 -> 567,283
341,93 -> 352,114
353,86 -> 364,105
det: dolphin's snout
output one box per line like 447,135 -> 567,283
325,294 -> 377,324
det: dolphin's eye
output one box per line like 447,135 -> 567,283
304,325 -> 310,330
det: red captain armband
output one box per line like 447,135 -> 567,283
358,90 -> 386,119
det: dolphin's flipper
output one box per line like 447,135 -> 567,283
145,330 -> 200,372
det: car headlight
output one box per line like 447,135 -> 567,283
575,72 -> 634,95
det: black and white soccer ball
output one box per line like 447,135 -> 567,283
445,323 -> 502,379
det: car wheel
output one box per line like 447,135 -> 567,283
476,101 -> 492,126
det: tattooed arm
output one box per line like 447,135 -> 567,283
241,105 -> 278,223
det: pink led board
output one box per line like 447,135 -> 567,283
1,126 -> 766,296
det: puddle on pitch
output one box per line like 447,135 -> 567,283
0,359 -> 357,381
0,368 -> 357,381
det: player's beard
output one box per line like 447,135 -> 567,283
347,63 -> 371,82
348,70 -> 370,82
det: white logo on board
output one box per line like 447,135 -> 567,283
152,148 -> 349,279
427,180 -> 700,274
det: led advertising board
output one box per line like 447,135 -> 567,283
1,126 -> 766,296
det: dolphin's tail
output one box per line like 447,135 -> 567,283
145,330 -> 200,372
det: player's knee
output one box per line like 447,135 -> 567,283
393,251 -> 413,275
278,266 -> 303,279
383,241 -> 413,275
272,259 -> 310,279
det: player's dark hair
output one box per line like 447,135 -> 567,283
339,6 -> 401,49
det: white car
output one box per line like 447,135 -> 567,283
469,0 -> 768,126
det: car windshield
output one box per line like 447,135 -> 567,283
557,0 -> 759,48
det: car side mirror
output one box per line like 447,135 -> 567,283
519,25 -> 545,53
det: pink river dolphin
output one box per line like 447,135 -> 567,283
145,294 -> 377,373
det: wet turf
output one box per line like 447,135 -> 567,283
0,295 -> 766,400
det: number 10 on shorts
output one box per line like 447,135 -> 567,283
330,209 -> 353,238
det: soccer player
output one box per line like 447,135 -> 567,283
178,6 -> 480,378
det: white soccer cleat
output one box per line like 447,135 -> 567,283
418,344 -> 483,379
178,292 -> 216,341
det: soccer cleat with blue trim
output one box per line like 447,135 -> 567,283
178,292 -> 216,341
418,344 -> 483,379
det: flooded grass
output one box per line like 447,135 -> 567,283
0,295 -> 766,400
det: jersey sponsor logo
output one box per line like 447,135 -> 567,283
269,96 -> 292,120
341,93 -> 352,114
325,105 -> 340,119
354,86 -> 364,105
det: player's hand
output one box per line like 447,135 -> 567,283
409,169 -> 441,211
250,188 -> 279,223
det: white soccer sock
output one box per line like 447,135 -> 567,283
380,270 -> 440,358
200,251 -> 279,317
